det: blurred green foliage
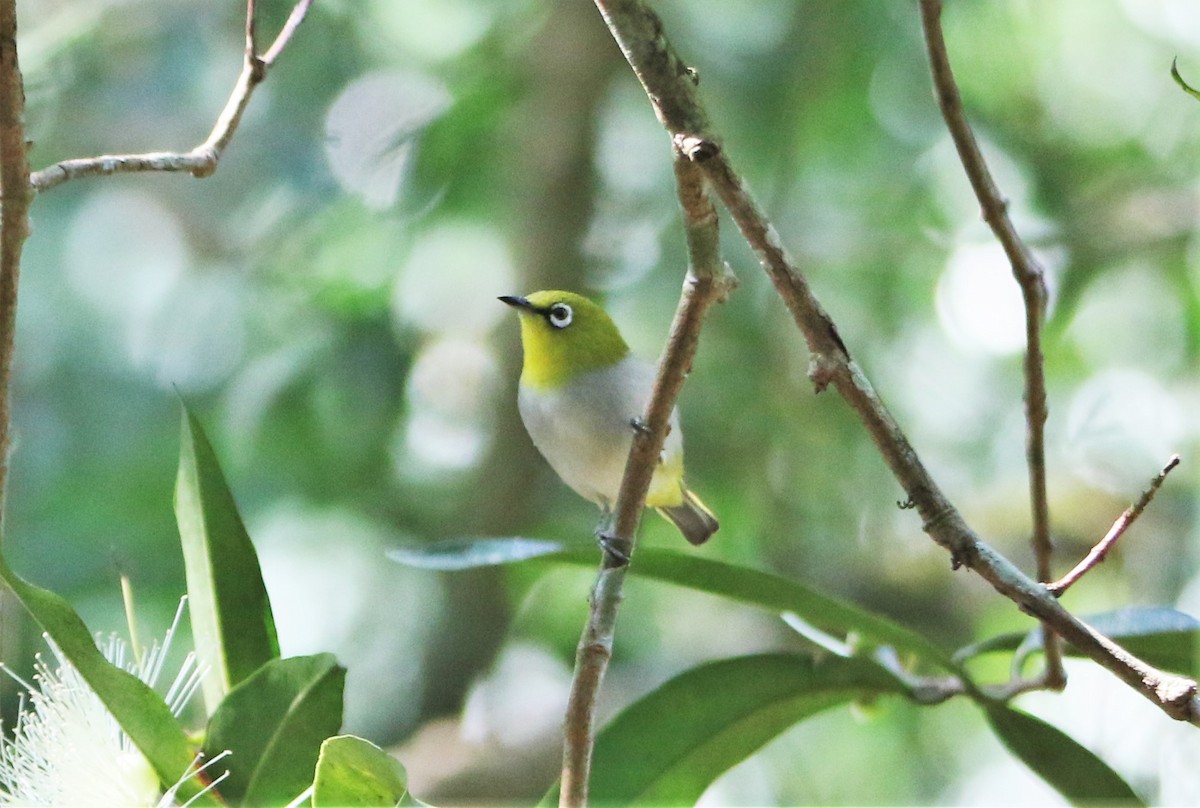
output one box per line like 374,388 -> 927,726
3,0 -> 1200,804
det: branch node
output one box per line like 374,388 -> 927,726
1157,677 -> 1197,711
248,54 -> 268,84
673,132 -> 718,162
807,352 -> 840,392
712,267 -> 738,300
188,147 -> 218,178
596,531 -> 632,567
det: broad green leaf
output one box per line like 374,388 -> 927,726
0,555 -> 217,806
582,653 -> 910,806
203,653 -> 346,806
313,735 -> 409,807
175,405 -> 280,712
955,607 -> 1200,676
1172,58 -> 1200,102
985,703 -> 1144,806
389,538 -> 957,672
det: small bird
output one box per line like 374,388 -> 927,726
500,290 -> 718,545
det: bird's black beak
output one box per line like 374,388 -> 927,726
499,295 -> 532,310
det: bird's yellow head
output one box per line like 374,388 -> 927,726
500,290 -> 630,390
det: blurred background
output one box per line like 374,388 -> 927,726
2,0 -> 1200,803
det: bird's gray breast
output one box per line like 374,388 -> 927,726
518,358 -> 680,506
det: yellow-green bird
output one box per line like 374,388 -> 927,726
500,290 -> 718,545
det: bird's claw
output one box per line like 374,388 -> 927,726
629,416 -> 651,436
595,529 -> 631,567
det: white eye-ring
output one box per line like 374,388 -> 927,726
547,303 -> 573,329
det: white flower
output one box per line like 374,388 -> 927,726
0,597 -> 227,807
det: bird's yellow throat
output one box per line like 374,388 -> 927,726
511,291 -> 630,391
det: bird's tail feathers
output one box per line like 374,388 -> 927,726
657,487 -> 719,545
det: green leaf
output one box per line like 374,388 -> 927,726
387,536 -> 571,570
582,653 -> 910,806
1081,607 -> 1198,674
579,548 -> 957,672
956,606 -> 1200,676
390,538 -> 957,672
203,653 -> 346,806
313,735 -> 410,807
985,703 -> 1144,806
0,555 -> 217,805
1171,58 -> 1200,101
175,404 -> 280,712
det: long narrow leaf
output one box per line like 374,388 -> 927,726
955,606 -> 1200,676
614,550 -> 957,670
387,537 -> 571,570
0,555 -> 216,805
585,653 -> 910,806
175,405 -> 279,711
389,538 -> 957,672
985,703 -> 1144,805
203,653 -> 345,806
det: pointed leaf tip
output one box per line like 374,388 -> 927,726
1171,58 -> 1200,101
175,404 -> 279,712
986,704 -> 1144,805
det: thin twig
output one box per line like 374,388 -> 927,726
559,154 -> 733,807
28,0 -> 313,193
245,0 -> 259,59
0,0 -> 31,536
261,0 -> 313,66
594,0 -> 1200,725
917,0 -> 1063,689
1048,455 -> 1181,596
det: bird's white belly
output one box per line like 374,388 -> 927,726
517,358 -> 683,508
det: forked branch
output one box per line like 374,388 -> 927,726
29,0 -> 313,193
917,0 -> 1063,688
0,0 -> 311,537
593,0 -> 1199,726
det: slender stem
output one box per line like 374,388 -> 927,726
261,0 -> 313,66
559,152 -> 733,807
1048,455 -> 1181,596
594,0 -> 1200,725
560,563 -> 626,808
245,0 -> 259,58
0,0 -> 30,537
120,574 -> 144,670
917,0 -> 1063,689
28,0 -> 313,192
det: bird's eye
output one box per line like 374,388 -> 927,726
547,303 -> 573,329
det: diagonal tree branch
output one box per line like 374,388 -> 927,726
593,0 -> 1199,726
28,0 -> 313,193
917,0 -> 1063,688
559,155 -> 734,807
